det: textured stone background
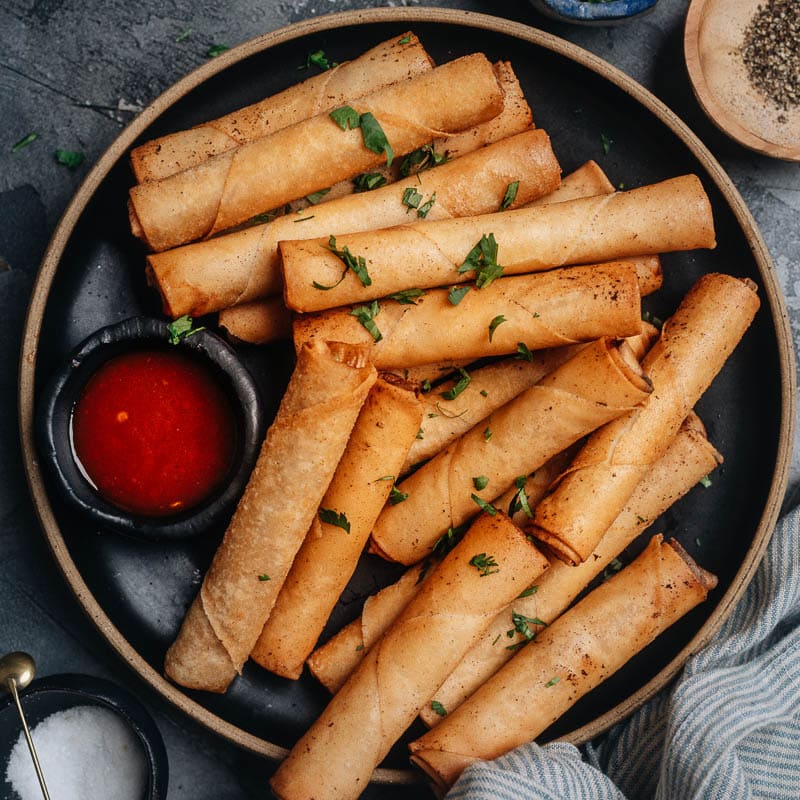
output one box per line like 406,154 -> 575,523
1,1 -> 798,797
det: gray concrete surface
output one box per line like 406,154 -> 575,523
1,1 -> 798,798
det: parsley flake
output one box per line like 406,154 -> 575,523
258,574 -> 271,582
699,474 -> 713,488
389,485 -> 409,505
389,288 -> 425,304
439,367 -> 470,401
471,494 -> 497,516
430,700 -> 447,717
416,428 -> 424,440
469,552 -> 499,576
11,132 -> 38,153
501,181 -> 519,209
448,286 -> 470,306
417,192 -> 436,218
420,379 -> 432,393
602,557 -> 624,582
328,235 -> 371,287
55,149 -> 85,169
175,28 -> 192,42
359,112 -> 394,166
330,105 -> 361,130
355,643 -> 364,651
350,300 -> 382,342
488,315 -> 506,342
398,34 -> 412,44
305,188 -> 331,205
167,315 -> 204,344
480,389 -> 488,397
457,233 -> 503,288
399,143 -> 446,177
518,585 -> 538,599
642,310 -> 664,329
516,342 -> 534,362
432,522 -> 469,560
508,610 -> 547,641
473,475 -> 489,491
319,508 -> 351,534
508,475 -> 534,519
545,676 -> 561,687
483,426 -> 493,442
402,187 -> 423,211
353,172 -> 387,192
306,49 -> 337,71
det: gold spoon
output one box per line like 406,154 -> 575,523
0,651 -> 51,800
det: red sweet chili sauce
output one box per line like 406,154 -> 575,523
71,348 -> 236,517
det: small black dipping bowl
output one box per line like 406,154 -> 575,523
36,316 -> 265,541
0,673 -> 168,799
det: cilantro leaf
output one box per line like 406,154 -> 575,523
457,233 -> 503,288
353,172 -> 388,192
402,187 -> 423,210
388,288 -> 425,305
328,235 -> 371,287
207,44 -> 230,58
601,132 -> 613,154
448,286 -> 470,306
257,573 -> 271,582
508,475 -> 534,519
305,188 -> 331,205
359,112 -> 394,166
439,367 -> 470,401
55,149 -> 85,169
167,315 -> 205,344
488,314 -> 506,342
319,508 -> 351,533
417,192 -> 436,218
330,105 -> 361,130
350,300 -> 382,342
501,181 -> 519,209
307,49 -> 337,70
508,610 -> 547,641
473,475 -> 489,491
516,342 -> 534,362
398,34 -> 412,44
469,552 -> 499,576
430,700 -> 447,717
471,494 -> 497,516
389,485 -> 409,505
399,143 -> 446,177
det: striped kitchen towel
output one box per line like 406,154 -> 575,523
446,505 -> 800,799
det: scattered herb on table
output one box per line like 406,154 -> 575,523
55,149 -> 85,169
258,574 -> 271,582
11,132 -> 37,152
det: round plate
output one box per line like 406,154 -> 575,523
684,0 -> 800,161
18,7 -> 796,788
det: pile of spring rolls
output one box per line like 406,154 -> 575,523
130,32 -> 762,800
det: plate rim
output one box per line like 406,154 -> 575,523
17,5 -> 797,786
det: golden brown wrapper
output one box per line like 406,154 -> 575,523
147,126 -> 560,318
218,296 -> 292,344
306,450 -> 572,694
532,273 -> 760,566
370,337 -> 652,566
270,512 -> 550,800
292,262 -> 644,369
409,534 -> 718,789
164,341 -> 376,692
281,174 -> 715,312
250,375 -> 423,679
419,412 -> 722,726
130,33 -> 434,183
129,54 -> 505,252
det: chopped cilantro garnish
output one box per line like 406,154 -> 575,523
175,28 -> 192,42
350,300 -> 382,342
306,49 -> 337,70
330,105 -> 361,130
11,132 -> 38,152
319,508 -> 351,534
430,699 -> 447,716
399,143 -> 446,177
473,475 -> 489,491
508,475 -> 534,519
389,288 -> 425,304
167,315 -> 205,344
457,233 -> 503,288
417,193 -> 436,218
389,485 -> 408,505
448,286 -> 470,306
501,181 -> 519,209
699,474 -> 712,488
488,315 -> 506,342
398,34 -> 412,44
483,426 -> 493,441
469,552 -> 499,575
471,495 -> 497,516
359,112 -> 394,166
439,367 -> 470,401
516,342 -> 534,362
508,610 -> 547,641
480,389 -> 488,397
545,676 -> 561,687
305,188 -> 331,205
402,187 -> 423,210
353,172 -> 388,192
432,522 -> 469,560
328,234 -> 371,287
258,574 -> 271,582
355,643 -> 364,651
518,585 -> 538,599
420,379 -> 432,393
602,557 -> 624,582
55,149 -> 85,169
642,310 -> 664,328
416,428 -> 424,440
601,132 -> 613,154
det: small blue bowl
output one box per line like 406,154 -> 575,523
0,673 -> 168,799
530,0 -> 660,24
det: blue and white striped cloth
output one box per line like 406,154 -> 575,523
447,506 -> 800,799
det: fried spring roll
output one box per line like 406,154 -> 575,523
130,34 -> 434,183
250,375 -> 423,678
146,126 -> 560,318
213,156 -> 611,347
281,174 -> 715,313
293,262 -> 645,369
129,54 -> 505,252
419,412 -> 722,726
532,273 -> 759,566
306,451 -> 571,694
400,324 -> 659,474
270,512 -> 550,800
409,535 -> 718,790
370,337 -> 652,566
164,341 -> 376,692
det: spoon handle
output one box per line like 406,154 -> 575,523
8,678 -> 52,800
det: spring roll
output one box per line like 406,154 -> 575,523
293,262 -> 645,369
270,512 -> 550,800
531,273 -> 759,566
400,324 -> 658,474
211,156 -> 609,347
147,127 -> 560,319
164,341 -> 376,692
281,174 -> 714,313
250,375 -> 423,679
370,337 -> 652,566
129,54 -> 505,252
420,412 -> 722,726
130,34 -> 434,183
306,450 -> 572,694
409,534 -> 718,790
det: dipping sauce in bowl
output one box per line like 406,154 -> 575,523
72,348 -> 236,517
36,316 -> 265,541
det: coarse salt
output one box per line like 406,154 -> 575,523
5,705 -> 148,800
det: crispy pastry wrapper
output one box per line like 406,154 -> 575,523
306,450 -> 572,694
420,412 -> 722,726
532,273 -> 759,566
270,512 -> 549,800
130,33 -> 434,183
129,54 -> 505,252
293,262 -> 647,369
370,337 -> 652,566
401,324 -> 658,474
251,375 -> 423,678
164,341 -> 376,692
218,296 -> 292,344
281,174 -> 714,312
147,126 -> 559,318
409,534 -> 718,789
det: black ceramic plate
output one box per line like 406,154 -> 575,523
19,7 -> 795,789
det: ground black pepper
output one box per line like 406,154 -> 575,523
741,0 -> 800,112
